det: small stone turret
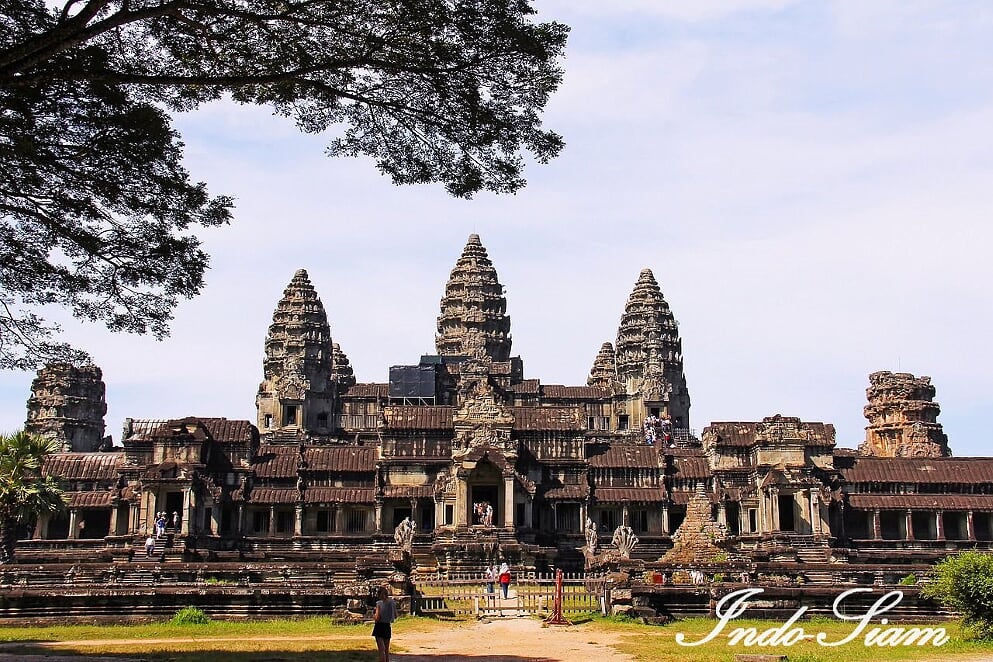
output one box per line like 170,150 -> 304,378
614,269 -> 690,426
587,342 -> 620,392
256,269 -> 336,437
859,371 -> 950,457
25,363 -> 108,451
435,234 -> 511,362
330,342 -> 356,392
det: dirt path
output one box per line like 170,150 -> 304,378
0,618 -> 636,662
394,617 -> 636,661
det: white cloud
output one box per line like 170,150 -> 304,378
3,0 -> 992,460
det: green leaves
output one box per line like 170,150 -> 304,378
922,551 -> 993,637
0,430 -> 66,563
1,0 -> 567,367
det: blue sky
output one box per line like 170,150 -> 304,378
3,0 -> 992,454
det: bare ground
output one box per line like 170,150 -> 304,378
0,617 -> 636,662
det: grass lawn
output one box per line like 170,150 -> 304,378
0,616 -> 447,661
1,612 -> 991,662
582,614 -> 993,662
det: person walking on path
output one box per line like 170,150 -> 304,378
372,584 -> 397,662
499,563 -> 512,599
485,564 -> 496,594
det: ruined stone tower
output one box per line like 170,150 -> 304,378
256,269 -> 336,438
435,234 -> 511,362
614,269 -> 690,427
859,371 -> 950,457
25,363 -> 107,451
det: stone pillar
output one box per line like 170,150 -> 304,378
130,501 -> 141,536
872,509 -> 881,540
770,488 -> 780,532
579,501 -> 587,530
662,504 -> 670,535
294,503 -> 304,536
181,489 -> 192,535
968,510 -> 976,541
936,511 -> 945,540
717,502 -> 727,528
237,505 -> 245,535
455,476 -> 468,526
211,506 -> 222,536
410,499 -> 419,529
525,499 -> 534,528
622,503 -> 630,527
434,500 -> 445,530
268,506 -> 277,536
905,510 -> 915,540
330,505 -> 339,533
68,509 -> 79,539
504,476 -> 515,528
808,491 -> 818,535
374,498 -> 384,533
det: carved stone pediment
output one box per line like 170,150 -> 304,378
452,368 -> 515,459
277,372 -> 310,401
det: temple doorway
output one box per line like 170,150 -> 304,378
470,485 -> 499,526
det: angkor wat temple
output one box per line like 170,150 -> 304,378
18,234 -> 993,576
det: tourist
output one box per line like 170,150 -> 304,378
171,511 -> 180,530
485,564 -> 496,594
144,534 -> 155,558
660,415 -> 673,444
372,584 -> 397,662
155,513 -> 167,537
498,563 -> 511,599
485,502 -> 494,527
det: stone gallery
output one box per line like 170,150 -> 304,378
19,234 -> 993,577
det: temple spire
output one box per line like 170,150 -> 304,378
588,342 -> 620,392
615,268 -> 690,426
256,269 -> 336,437
435,234 -> 511,362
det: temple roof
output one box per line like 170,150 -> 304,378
254,444 -> 377,478
838,456 -> 993,484
123,417 -> 255,444
540,385 -> 611,400
848,493 -> 993,511
43,453 -> 121,481
704,419 -> 836,447
669,451 -> 711,479
594,486 -> 666,503
511,407 -> 582,431
384,406 -> 454,429
344,383 -> 388,398
588,444 -> 661,468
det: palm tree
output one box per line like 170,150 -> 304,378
0,431 -> 66,564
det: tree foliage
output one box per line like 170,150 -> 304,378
1,0 -> 568,369
921,551 -> 993,637
0,430 -> 66,564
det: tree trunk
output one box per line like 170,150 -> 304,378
0,516 -> 16,565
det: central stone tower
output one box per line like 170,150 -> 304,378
435,234 -> 511,361
614,269 -> 690,427
256,269 -> 337,438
